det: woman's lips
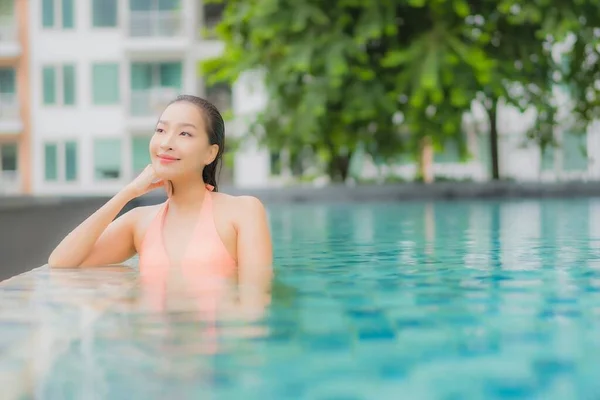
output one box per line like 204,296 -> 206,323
157,154 -> 179,164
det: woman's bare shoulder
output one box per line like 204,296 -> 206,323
212,192 -> 267,224
213,192 -> 266,210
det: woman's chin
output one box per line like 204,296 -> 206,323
153,163 -> 178,178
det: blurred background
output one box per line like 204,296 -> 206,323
0,0 -> 599,198
1,0 -> 600,277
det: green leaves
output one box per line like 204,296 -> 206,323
202,0 -> 600,181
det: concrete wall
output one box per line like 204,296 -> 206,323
0,196 -> 117,280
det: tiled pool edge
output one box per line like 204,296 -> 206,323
0,265 -> 139,399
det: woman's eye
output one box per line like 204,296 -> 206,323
155,128 -> 164,133
181,132 -> 192,137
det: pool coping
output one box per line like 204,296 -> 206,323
2,181 -> 600,210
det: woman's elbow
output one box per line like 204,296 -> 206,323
47,254 -> 79,269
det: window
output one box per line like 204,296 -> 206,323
130,62 -> 182,115
43,141 -> 78,182
92,0 -> 118,27
130,0 -> 181,12
94,138 -> 122,180
42,0 -> 75,29
63,65 -> 76,105
65,140 -> 78,181
206,81 -> 232,113
42,64 -> 77,106
92,63 -> 120,105
44,143 -> 58,181
433,140 -> 461,163
0,68 -> 16,93
202,2 -> 224,39
42,67 -> 56,104
563,131 -> 588,171
0,68 -> 17,118
132,136 -> 151,175
0,143 -> 17,172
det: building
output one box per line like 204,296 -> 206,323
25,0 -> 267,196
0,0 -> 30,195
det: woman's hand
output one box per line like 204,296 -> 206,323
123,165 -> 165,199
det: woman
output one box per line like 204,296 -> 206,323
48,95 -> 273,294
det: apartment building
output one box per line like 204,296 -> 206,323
0,0 -> 30,195
27,0 -> 268,196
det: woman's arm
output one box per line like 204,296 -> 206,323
236,196 -> 274,292
48,165 -> 164,268
48,190 -> 138,268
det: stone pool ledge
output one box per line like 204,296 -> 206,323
0,265 -> 137,399
143,180 -> 600,205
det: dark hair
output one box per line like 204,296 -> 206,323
168,94 -> 225,192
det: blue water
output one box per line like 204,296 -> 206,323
40,198 -> 600,399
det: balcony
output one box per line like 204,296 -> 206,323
128,87 -> 179,130
0,171 -> 20,195
125,11 -> 190,54
0,16 -> 20,59
0,92 -> 22,133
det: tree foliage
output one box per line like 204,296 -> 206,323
203,0 -> 600,181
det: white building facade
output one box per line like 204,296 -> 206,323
28,0 -> 270,195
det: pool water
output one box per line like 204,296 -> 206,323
40,198 -> 600,399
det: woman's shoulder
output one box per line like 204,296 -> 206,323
125,203 -> 164,229
212,192 -> 267,221
213,192 -> 265,208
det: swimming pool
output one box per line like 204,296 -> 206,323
37,198 -> 600,399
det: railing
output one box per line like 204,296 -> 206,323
0,92 -> 19,120
0,170 -> 20,194
128,11 -> 183,37
0,16 -> 17,43
130,88 -> 179,116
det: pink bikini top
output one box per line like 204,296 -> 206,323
138,184 -> 237,286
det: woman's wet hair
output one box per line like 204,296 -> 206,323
168,94 -> 225,192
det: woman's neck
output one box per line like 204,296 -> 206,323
167,178 -> 208,213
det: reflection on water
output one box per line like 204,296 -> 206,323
4,198 -> 600,398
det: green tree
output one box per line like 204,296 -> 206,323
203,0 -> 600,182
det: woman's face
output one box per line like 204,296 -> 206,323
149,102 -> 218,180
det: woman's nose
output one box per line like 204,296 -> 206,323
160,133 -> 175,149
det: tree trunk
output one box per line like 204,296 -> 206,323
327,153 -> 352,183
418,136 -> 434,184
487,99 -> 500,180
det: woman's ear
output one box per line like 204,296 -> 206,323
205,144 -> 219,165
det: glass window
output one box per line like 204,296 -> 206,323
0,143 -> 17,171
206,81 -> 232,113
0,68 -> 16,93
130,0 -> 151,12
132,136 -> 151,175
130,63 -> 153,90
43,66 -> 57,105
61,0 -> 74,28
159,62 -> 182,89
65,140 -> 78,181
63,64 -> 76,105
44,143 -> 58,181
434,139 -> 461,163
563,131 -> 588,171
42,0 -> 54,27
92,0 -> 117,27
94,139 -> 122,180
92,63 -> 120,104
541,146 -> 554,171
